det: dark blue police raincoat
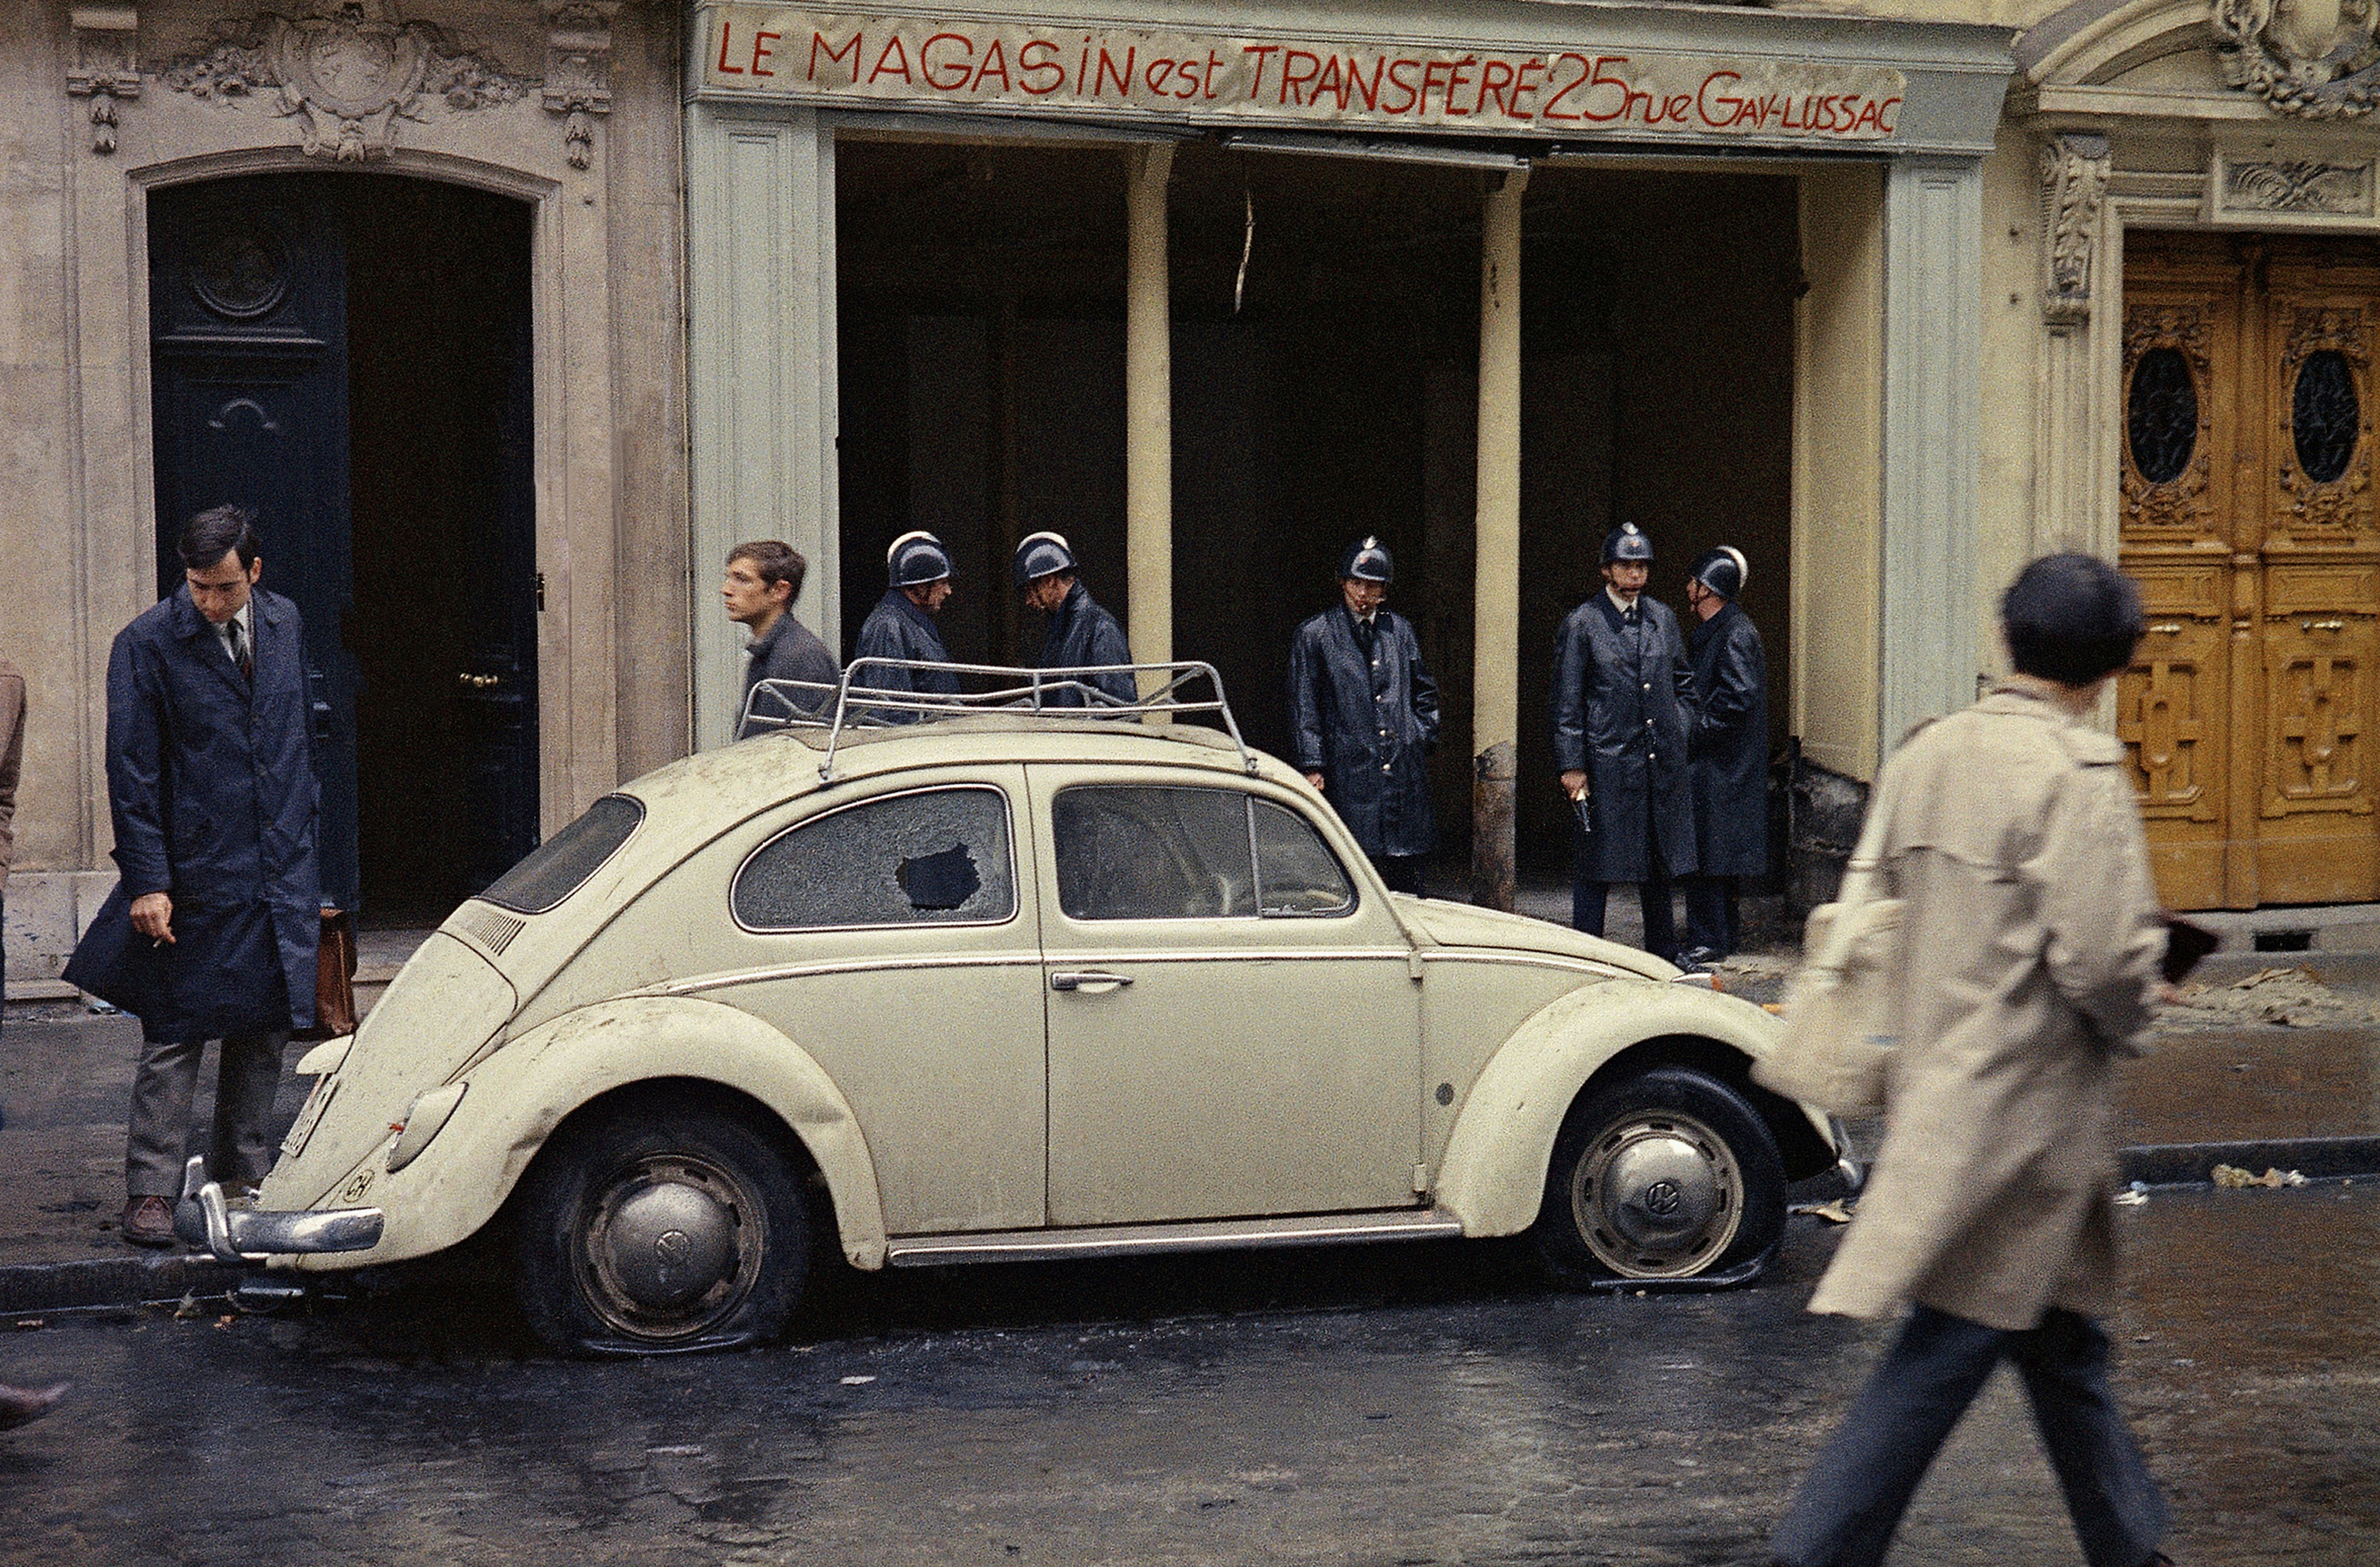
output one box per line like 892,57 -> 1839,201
1687,599 -> 1770,879
852,589 -> 961,720
1288,605 -> 1440,860
1551,591 -> 1698,883
1032,581 -> 1135,707
65,586 -> 320,1043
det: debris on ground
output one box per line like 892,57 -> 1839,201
171,1292 -> 204,1321
2114,1189 -> 2149,1206
2212,1164 -> 2310,1188
2158,964 -> 2380,1028
1789,1199 -> 1856,1223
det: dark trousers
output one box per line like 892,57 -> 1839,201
1770,1305 -> 2168,1567
1372,854 -> 1426,897
124,1030 -> 288,1197
1683,874 -> 1738,958
1572,814 -> 1679,959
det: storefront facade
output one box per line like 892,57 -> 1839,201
683,0 -> 2011,903
3,0 -> 689,987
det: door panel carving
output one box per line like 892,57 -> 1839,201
2123,235 -> 2380,907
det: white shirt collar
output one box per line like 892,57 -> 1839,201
214,600 -> 253,655
1605,585 -> 1640,615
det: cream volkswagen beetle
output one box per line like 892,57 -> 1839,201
179,664 -> 1840,1355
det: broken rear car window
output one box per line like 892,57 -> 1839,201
734,786 -> 1015,930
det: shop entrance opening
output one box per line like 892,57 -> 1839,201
2121,233 -> 2380,910
147,173 -> 540,925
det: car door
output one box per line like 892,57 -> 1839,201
1031,765 -> 1422,1226
700,766 -> 1048,1236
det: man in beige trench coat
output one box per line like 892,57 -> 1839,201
1764,555 -> 2174,1567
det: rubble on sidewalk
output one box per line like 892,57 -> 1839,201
2157,964 -> 2380,1029
2211,1163 -> 2311,1189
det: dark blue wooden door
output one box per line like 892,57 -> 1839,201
148,174 -> 540,920
148,175 -> 362,911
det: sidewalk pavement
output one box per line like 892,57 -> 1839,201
5,907 -> 2378,1316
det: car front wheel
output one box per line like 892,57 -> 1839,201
1533,1065 -> 1786,1283
515,1101 -> 810,1355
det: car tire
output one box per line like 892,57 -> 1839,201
1532,1065 -> 1786,1284
514,1101 -> 810,1356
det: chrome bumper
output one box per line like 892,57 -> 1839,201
173,1156 -> 386,1265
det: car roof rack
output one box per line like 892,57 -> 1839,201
741,660 -> 1261,782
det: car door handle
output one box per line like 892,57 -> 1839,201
1050,971 -> 1134,994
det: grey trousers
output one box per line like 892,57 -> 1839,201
1770,1305 -> 2168,1567
124,1030 -> 289,1197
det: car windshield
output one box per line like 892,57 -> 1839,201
477,794 -> 645,915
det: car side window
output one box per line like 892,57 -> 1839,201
1052,786 -> 1356,921
735,786 -> 1016,930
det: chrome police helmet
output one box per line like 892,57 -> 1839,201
1601,523 -> 1655,566
1339,535 -> 1394,584
1690,546 -> 1748,600
887,531 -> 954,588
1012,531 -> 1078,590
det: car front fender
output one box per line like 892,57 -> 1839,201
1433,984 -> 1809,1239
288,995 -> 890,1273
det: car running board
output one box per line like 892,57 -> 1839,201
884,1207 -> 1466,1267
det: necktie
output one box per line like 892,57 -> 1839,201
227,618 -> 251,681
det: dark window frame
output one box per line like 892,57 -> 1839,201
476,794 -> 645,916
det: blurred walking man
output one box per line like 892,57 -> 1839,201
1764,553 -> 2173,1567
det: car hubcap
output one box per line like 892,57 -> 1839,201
1571,1110 -> 1742,1278
578,1154 -> 763,1341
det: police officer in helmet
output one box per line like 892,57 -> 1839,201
1288,536 -> 1441,894
1014,532 -> 1135,708
1552,523 -> 1700,965
854,532 -> 963,719
1681,545 -> 1768,965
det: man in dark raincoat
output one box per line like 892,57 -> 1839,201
1552,523 -> 1699,964
1015,532 -> 1135,708
1288,537 -> 1440,893
65,506 -> 321,1248
852,531 -> 962,721
1680,546 -> 1769,965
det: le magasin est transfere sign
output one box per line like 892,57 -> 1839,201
701,5 -> 1909,145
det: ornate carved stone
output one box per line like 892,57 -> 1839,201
2275,305 -> 2375,534
542,2 -> 619,171
2040,132 -> 2109,328
2121,303 -> 2218,536
2214,0 -> 2380,117
2224,158 -> 2375,214
66,6 -> 143,156
161,3 -> 525,163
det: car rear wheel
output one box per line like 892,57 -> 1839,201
1533,1065 -> 1785,1283
515,1102 -> 810,1355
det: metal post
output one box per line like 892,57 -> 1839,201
1125,141 -> 1175,713
1471,168 -> 1527,911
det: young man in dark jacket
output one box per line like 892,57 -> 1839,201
725,540 -> 837,737
1288,537 -> 1440,893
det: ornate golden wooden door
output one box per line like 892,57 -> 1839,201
2120,235 -> 2380,909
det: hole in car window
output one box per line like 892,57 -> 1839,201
1054,787 -> 1355,921
478,794 -> 644,915
735,786 -> 1014,930
1253,800 -> 1356,916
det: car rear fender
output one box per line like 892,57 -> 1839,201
1434,984 -> 1806,1238
388,995 -> 888,1270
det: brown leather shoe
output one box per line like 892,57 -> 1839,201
0,1383 -> 70,1431
122,1195 -> 175,1248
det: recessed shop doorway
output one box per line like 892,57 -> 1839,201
148,173 -> 540,925
835,138 -> 1794,877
